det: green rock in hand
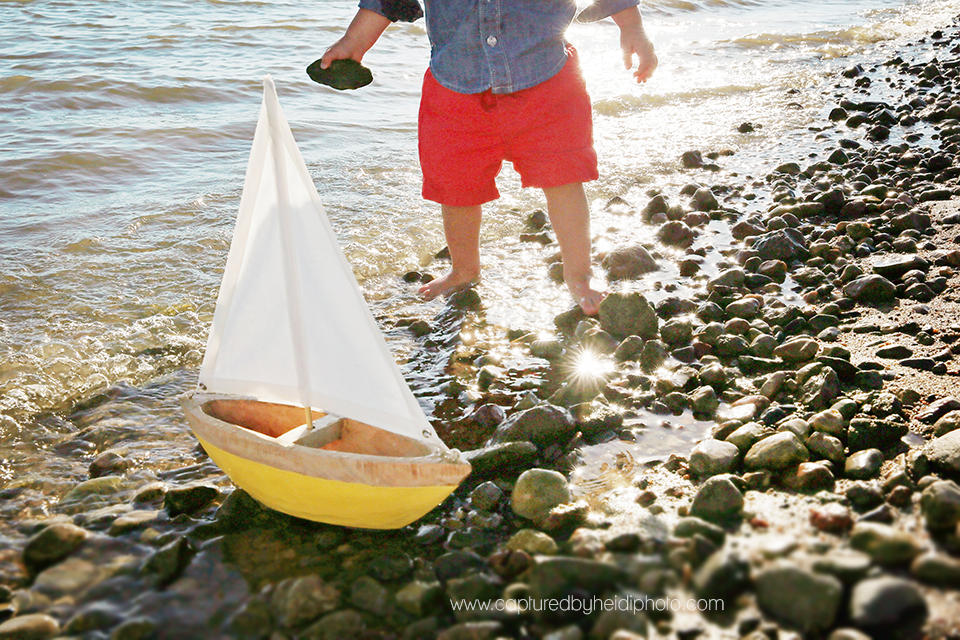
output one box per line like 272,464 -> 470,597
306,59 -> 373,91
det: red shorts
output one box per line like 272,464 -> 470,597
418,47 -> 599,207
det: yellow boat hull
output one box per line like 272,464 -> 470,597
181,393 -> 470,529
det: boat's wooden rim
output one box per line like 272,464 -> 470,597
181,392 -> 471,488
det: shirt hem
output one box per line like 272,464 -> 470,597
429,50 -> 570,96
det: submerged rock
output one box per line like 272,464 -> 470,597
22,523 -> 89,576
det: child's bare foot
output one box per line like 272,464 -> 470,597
567,278 -> 607,316
418,271 -> 480,300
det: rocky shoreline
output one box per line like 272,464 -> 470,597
5,14 -> 960,640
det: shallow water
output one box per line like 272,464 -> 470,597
2,0 -> 959,506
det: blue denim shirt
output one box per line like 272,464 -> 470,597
358,0 -> 639,94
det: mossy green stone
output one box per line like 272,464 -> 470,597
306,59 -> 373,91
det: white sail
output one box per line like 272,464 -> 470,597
199,76 -> 438,444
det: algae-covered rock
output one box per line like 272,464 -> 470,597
306,59 -> 373,91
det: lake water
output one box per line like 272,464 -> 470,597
2,0 -> 958,505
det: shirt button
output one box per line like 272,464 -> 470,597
486,35 -> 498,47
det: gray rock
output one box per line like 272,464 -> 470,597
657,220 -> 695,247
506,529 -> 558,556
744,431 -> 810,472
755,561 -> 843,634
639,340 -> 669,372
511,469 -> 570,526
727,422 -> 771,453
925,429 -> 960,476
689,439 -> 740,478
845,481 -> 885,511
933,410 -> 960,437
782,461 -> 835,493
726,297 -> 762,320
163,483 -> 220,517
436,622 -> 505,640
848,417 -> 907,452
598,292 -> 659,340
715,334 -> 749,357
108,509 -> 161,536
751,228 -> 809,262
733,220 -> 765,240
915,397 -> 960,424
692,550 -> 750,602
591,605 -> 648,639
844,448 -> 884,480
849,577 -> 927,631
809,408 -> 846,437
22,523 -> 88,576
661,317 -> 694,345
751,334 -> 779,359
446,573 -> 502,622
470,482 -> 503,512
828,629 -> 872,640
61,475 -> 123,504
807,431 -> 845,464
602,244 -> 660,280
876,344 -> 913,359
778,417 -> 811,439
31,557 -> 102,600
464,441 -> 538,477
351,576 -> 390,616
302,610 -> 366,640
530,339 -> 564,360
919,479 -> 960,531
489,404 -> 576,448
911,551 -> 960,588
843,275 -> 897,302
689,475 -> 743,523
691,187 -> 720,211
434,551 -> 487,584
709,268 -> 746,289
872,255 -> 929,279
528,556 -> 629,603
801,367 -> 841,410
140,536 -> 196,588
111,618 -> 157,640
396,581 -> 444,617
0,614 -> 61,640
63,602 -> 124,636
271,575 -> 341,629
673,517 -> 726,546
812,550 -> 873,584
87,450 -> 129,479
774,337 -> 820,362
690,385 -> 720,416
850,522 -> 924,565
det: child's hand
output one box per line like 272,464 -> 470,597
612,7 -> 658,83
319,8 -> 392,70
319,39 -> 360,70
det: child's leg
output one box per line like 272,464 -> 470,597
418,203 -> 483,300
543,182 -> 606,316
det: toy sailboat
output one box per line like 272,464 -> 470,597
181,76 -> 470,529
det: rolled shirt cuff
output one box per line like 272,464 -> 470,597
357,0 -> 423,22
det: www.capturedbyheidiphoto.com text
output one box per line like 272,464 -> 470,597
450,595 -> 725,616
